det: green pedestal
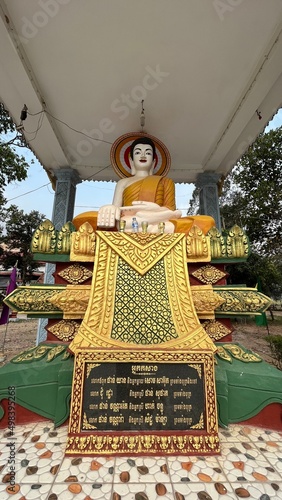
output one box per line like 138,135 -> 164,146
0,343 -> 281,429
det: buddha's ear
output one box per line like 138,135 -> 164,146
149,158 -> 156,175
129,157 -> 136,175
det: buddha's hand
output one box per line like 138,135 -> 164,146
97,205 -> 121,227
121,201 -> 182,224
121,201 -> 165,212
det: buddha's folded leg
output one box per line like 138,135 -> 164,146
170,215 -> 215,235
72,211 -> 98,230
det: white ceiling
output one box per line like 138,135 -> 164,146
0,0 -> 282,184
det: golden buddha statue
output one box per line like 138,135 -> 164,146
73,136 -> 215,235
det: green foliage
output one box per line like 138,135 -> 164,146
265,335 -> 282,370
220,126 -> 282,256
0,103 -> 30,206
0,205 -> 45,285
226,252 -> 282,300
0,102 -> 16,134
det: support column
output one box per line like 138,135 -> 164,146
196,172 -> 221,231
36,168 -> 81,344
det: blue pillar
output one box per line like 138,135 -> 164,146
196,172 -> 222,231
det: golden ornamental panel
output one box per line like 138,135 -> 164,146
49,285 -> 91,319
31,219 -> 56,254
70,222 -> 96,262
208,227 -> 226,259
221,344 -> 262,363
58,264 -> 93,284
48,319 -> 81,342
192,265 -> 226,285
98,231 -> 184,275
3,286 -> 65,315
202,319 -> 232,341
215,288 -> 272,315
186,225 -> 211,262
226,225 -> 250,258
57,222 -> 76,254
69,233 -> 216,354
190,286 -> 225,320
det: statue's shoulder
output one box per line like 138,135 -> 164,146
117,177 -> 132,188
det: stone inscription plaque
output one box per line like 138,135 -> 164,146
82,362 -> 204,431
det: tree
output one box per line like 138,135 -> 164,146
0,103 -> 30,207
220,126 -> 282,256
0,205 -> 45,285
186,123 -> 282,299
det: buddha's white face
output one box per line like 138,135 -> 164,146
132,144 -> 155,172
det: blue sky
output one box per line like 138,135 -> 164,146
3,109 -> 282,221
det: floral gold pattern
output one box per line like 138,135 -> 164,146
11,344 -> 68,364
99,231 -> 184,275
57,222 -> 75,254
192,265 -> 226,284
3,286 -> 65,315
58,264 -> 93,284
191,286 -> 225,319
220,344 -> 262,363
202,319 -> 232,341
191,412 -> 204,429
48,320 -> 81,341
49,285 -> 91,319
216,345 -> 232,363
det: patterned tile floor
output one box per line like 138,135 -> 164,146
0,421 -> 281,499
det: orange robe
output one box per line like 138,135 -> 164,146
73,175 -> 215,235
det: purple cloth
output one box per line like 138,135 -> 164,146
0,267 -> 17,325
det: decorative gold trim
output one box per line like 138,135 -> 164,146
216,345 -> 232,363
49,286 -> 91,319
11,344 -> 68,364
208,227 -> 226,259
57,222 -> 75,254
83,412 -> 97,430
191,412 -> 204,429
66,432 -> 220,455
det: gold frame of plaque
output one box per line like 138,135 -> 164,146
66,349 -> 220,456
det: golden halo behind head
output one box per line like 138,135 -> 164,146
110,132 -> 171,179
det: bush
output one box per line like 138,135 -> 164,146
265,335 -> 282,369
